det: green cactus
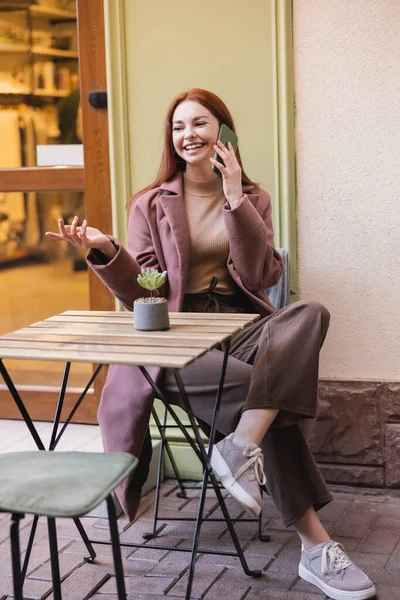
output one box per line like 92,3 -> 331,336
137,268 -> 167,301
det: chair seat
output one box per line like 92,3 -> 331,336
0,452 -> 137,518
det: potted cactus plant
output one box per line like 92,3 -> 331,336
133,268 -> 169,331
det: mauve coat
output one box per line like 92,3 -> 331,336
86,171 -> 283,519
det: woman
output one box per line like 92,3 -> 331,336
46,88 -> 375,600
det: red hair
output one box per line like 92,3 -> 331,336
128,88 -> 258,207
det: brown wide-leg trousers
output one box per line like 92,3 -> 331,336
160,296 -> 333,527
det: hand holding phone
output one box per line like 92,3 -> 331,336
210,123 -> 243,206
211,124 -> 239,178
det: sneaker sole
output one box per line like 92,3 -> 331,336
210,446 -> 261,518
298,563 -> 377,600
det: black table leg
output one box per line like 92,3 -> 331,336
0,360 -> 45,450
139,342 -> 262,600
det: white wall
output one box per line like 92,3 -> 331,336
293,0 -> 400,380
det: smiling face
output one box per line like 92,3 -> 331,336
172,101 -> 220,172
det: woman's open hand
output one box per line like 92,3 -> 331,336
210,140 -> 243,207
45,216 -> 116,259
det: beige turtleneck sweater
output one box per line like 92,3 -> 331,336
183,173 -> 237,295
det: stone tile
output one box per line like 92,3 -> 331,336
90,554 -> 156,577
330,536 -> 361,551
197,551 -> 267,571
0,541 -> 11,559
3,482 -> 400,600
0,557 -> 12,577
22,535 -> 73,577
262,538 -> 301,590
90,596 -> 119,600
56,516 -> 103,537
315,497 -> 351,523
179,496 -> 220,516
100,573 -> 177,596
244,531 -> 296,559
291,577 -> 326,597
127,532 -> 184,562
330,501 -> 380,538
205,505 -> 250,531
29,550 -> 84,581
0,573 -> 52,598
385,496 -> 400,512
208,497 -> 246,518
219,518 -> 262,542
312,381 -> 383,465
319,463 -> 384,487
202,554 -> 292,594
200,534 -> 249,554
147,550 -> 193,577
63,537 -> 132,560
374,515 -> 400,531
119,519 -> 166,545
244,583 -> 324,599
385,424 -> 400,487
157,494 -> 193,513
382,382 -> 400,422
166,560 -> 224,598
45,563 -> 110,600
142,505 -> 198,520
358,528 -> 400,555
373,583 -> 400,600
97,596 -> 171,600
203,572 -> 251,600
346,551 -> 397,585
95,596 -> 174,600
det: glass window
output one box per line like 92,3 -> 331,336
0,190 -> 91,389
0,2 -> 81,168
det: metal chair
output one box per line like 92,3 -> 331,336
0,451 -> 137,600
145,249 -> 290,542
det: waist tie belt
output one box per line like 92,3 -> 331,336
203,276 -> 219,313
182,277 -> 250,314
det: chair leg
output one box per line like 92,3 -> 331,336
74,517 -> 96,562
48,518 -> 62,600
258,488 -> 270,542
107,496 -> 127,600
10,513 -> 23,600
153,406 -> 188,498
21,513 -> 39,582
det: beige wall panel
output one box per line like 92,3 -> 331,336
123,0 -> 279,225
293,0 -> 400,380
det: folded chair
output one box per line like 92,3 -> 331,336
144,249 -> 290,542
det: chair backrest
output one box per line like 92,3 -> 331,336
266,248 -> 290,309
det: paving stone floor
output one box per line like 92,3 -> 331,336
1,480 -> 400,599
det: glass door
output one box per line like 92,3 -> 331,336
0,0 -> 113,423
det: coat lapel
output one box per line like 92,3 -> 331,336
159,173 -> 190,305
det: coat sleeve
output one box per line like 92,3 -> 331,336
86,197 -> 164,310
222,189 -> 283,292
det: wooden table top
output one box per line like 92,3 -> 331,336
0,310 -> 261,369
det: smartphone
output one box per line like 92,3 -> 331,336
212,123 -> 239,177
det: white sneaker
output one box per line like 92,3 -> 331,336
210,433 -> 266,517
299,540 -> 376,600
